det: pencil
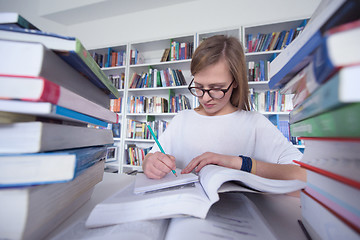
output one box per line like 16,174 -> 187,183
147,124 -> 177,177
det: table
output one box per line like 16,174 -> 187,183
47,172 -> 308,240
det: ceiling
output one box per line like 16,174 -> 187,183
39,0 -> 197,26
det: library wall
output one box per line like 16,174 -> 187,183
69,0 -> 320,49
0,0 -> 320,49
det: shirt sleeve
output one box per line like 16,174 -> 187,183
253,114 -> 303,164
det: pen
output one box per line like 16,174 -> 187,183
147,124 -> 177,177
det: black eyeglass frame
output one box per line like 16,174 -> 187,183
187,78 -> 235,99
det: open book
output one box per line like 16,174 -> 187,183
133,168 -> 199,194
54,193 -> 277,240
86,165 -> 305,228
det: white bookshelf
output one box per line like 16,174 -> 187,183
91,20 -> 307,173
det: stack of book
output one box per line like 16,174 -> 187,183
269,1 -> 360,239
0,12 -> 119,240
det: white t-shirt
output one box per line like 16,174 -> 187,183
150,109 -> 302,169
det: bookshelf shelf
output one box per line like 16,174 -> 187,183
126,113 -> 178,117
125,138 -> 155,143
258,111 -> 290,115
128,86 -> 188,92
130,59 -> 192,68
102,65 -> 126,71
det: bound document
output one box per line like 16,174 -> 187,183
86,165 -> 305,228
134,169 -> 199,194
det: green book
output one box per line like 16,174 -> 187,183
290,103 -> 360,138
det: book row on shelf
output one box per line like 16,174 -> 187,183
268,2 -> 360,239
109,73 -> 125,90
0,12 -> 119,239
127,119 -> 169,140
247,60 -> 270,82
245,19 -> 307,53
129,68 -> 187,89
129,48 -> 144,65
127,94 -> 191,114
110,97 -> 122,113
125,144 -> 151,166
167,40 -> 194,61
92,48 -> 126,68
249,89 -> 293,113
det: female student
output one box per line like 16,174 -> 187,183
142,35 -> 305,181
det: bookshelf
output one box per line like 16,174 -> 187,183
91,19 -> 307,173
242,19 -> 308,148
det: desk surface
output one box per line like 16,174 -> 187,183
47,172 -> 307,240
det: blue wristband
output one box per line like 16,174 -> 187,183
239,155 -> 252,173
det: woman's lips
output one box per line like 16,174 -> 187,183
203,103 -> 215,108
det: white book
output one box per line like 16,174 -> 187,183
0,75 -> 118,124
52,193 -> 277,240
0,39 -> 110,108
134,169 -> 199,194
0,160 -> 104,240
301,191 -> 359,240
86,165 -> 305,228
0,121 -> 113,154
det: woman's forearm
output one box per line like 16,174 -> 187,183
253,159 -> 307,182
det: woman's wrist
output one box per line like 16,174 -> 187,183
239,155 -> 254,173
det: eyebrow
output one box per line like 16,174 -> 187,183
194,81 -> 228,88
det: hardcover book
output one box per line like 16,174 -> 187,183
269,0 -> 360,89
0,12 -> 39,30
0,121 -> 114,154
0,25 -> 119,99
0,39 -> 111,108
0,75 -> 119,124
289,65 -> 360,124
0,160 -> 104,240
290,103 -> 360,138
0,146 -> 107,187
301,190 -> 359,240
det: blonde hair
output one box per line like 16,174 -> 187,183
191,35 -> 250,111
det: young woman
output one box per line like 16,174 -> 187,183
142,35 -> 305,182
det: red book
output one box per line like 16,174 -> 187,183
0,74 -> 118,123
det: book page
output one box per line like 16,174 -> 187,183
164,192 -> 277,240
85,180 -> 212,228
199,165 -> 306,203
134,169 -> 199,194
51,215 -> 170,240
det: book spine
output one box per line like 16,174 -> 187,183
289,68 -> 358,124
58,40 -> 119,98
290,103 -> 360,137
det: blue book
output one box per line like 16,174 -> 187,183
269,0 -> 360,89
0,25 -> 119,98
0,99 -> 110,127
290,65 -> 360,124
0,146 -> 107,187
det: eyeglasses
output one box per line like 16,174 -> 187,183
188,78 -> 235,99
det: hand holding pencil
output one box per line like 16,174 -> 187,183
142,125 -> 177,179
